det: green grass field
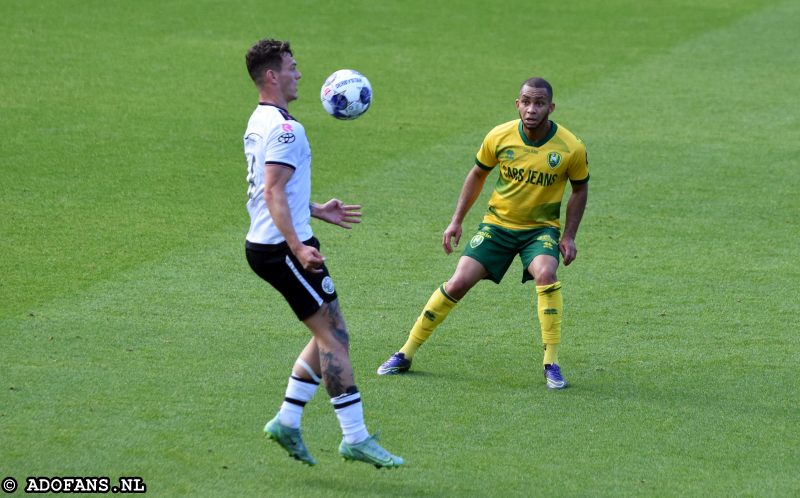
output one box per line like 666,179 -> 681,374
2,0 -> 798,496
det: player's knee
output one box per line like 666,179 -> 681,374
444,278 -> 471,300
534,269 -> 557,286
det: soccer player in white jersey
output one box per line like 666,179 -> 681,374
243,38 -> 403,468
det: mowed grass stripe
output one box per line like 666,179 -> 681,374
558,2 -> 799,495
0,0 -> 774,318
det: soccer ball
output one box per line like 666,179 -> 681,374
320,69 -> 372,120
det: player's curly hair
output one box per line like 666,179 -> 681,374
520,77 -> 553,100
246,39 -> 292,86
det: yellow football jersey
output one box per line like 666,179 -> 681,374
475,119 -> 589,230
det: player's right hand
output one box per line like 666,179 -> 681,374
295,245 -> 325,273
443,222 -> 462,255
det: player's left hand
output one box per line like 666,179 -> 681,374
314,199 -> 362,229
559,236 -> 577,266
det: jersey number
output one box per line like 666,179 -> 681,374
246,152 -> 259,201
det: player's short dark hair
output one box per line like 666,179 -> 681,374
246,39 -> 292,86
520,77 -> 553,100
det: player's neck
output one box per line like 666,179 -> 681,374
258,89 -> 288,110
522,119 -> 552,143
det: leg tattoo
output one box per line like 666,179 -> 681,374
318,301 -> 353,397
320,349 -> 347,396
323,300 -> 350,349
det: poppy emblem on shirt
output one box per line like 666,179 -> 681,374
277,133 -> 295,143
547,152 -> 562,169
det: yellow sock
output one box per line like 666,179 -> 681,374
543,343 -> 559,365
536,282 -> 562,365
400,284 -> 458,359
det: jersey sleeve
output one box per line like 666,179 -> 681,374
567,139 -> 590,184
475,131 -> 498,170
264,122 -> 304,169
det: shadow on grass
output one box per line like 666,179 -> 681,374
303,472 -> 427,497
396,369 -> 437,378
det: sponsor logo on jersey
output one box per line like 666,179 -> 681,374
502,165 -> 526,182
547,152 -> 562,168
501,165 -> 558,186
322,276 -> 335,294
278,133 -> 295,143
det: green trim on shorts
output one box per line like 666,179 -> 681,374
461,223 -> 560,284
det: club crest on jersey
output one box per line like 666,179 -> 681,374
501,149 -> 515,161
547,152 -> 562,168
277,133 -> 295,143
322,276 -> 335,294
282,123 -> 294,132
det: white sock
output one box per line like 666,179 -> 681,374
331,390 -> 369,444
278,375 -> 319,429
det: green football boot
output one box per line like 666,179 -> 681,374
339,433 -> 404,469
264,415 -> 316,466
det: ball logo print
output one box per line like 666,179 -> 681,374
320,69 -> 372,120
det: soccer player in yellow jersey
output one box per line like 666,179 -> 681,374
378,77 -> 589,389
